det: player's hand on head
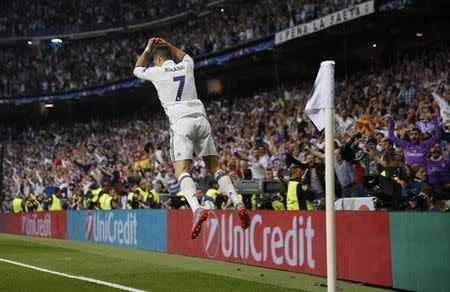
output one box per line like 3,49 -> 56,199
156,38 -> 167,45
147,37 -> 156,48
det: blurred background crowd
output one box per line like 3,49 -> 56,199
0,0 -> 361,98
0,0 -> 449,213
2,41 -> 449,213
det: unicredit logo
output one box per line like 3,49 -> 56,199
21,213 -> 52,237
85,212 -> 138,246
202,211 -> 220,258
202,213 -> 316,269
85,212 -> 93,240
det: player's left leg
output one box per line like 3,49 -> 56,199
202,155 -> 251,230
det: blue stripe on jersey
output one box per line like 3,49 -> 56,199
215,170 -> 226,181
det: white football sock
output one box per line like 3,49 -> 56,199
178,173 -> 200,213
214,170 -> 242,208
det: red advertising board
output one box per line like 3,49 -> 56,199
0,211 -> 67,239
167,210 -> 391,287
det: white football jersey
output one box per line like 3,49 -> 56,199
133,54 -> 206,124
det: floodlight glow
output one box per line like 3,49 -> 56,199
51,38 -> 63,43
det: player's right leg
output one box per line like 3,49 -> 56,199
202,155 -> 251,230
173,160 -> 208,239
170,117 -> 208,239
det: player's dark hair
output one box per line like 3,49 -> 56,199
153,45 -> 173,61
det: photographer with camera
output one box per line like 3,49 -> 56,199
406,187 -> 443,212
396,164 -> 429,198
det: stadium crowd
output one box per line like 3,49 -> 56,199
1,42 -> 449,213
0,0 -> 361,98
0,0 -> 208,37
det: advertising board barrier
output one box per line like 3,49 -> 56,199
67,210 -> 167,252
390,213 -> 450,292
167,210 -> 391,286
0,211 -> 66,239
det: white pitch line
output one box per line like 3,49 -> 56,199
0,258 -> 148,292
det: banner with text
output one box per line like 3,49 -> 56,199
167,210 -> 391,287
67,210 -> 167,252
0,211 -> 66,239
275,0 -> 375,45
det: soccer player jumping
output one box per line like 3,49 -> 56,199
133,37 -> 251,239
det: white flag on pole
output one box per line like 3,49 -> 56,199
305,61 -> 335,131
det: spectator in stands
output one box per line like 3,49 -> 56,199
238,160 -> 253,180
336,108 -> 355,137
431,80 -> 450,129
0,0 -> 350,98
1,194 -> 12,213
376,137 -> 396,168
195,167 -> 214,190
165,168 -> 180,195
249,148 -> 269,180
196,187 -> 216,210
388,116 -> 442,166
426,143 -> 450,189
398,80 -> 417,108
264,168 -> 274,181
303,152 -> 326,198
334,148 -> 355,198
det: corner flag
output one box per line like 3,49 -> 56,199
305,60 -> 336,292
305,61 -> 335,131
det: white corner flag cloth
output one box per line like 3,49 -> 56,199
305,61 -> 335,131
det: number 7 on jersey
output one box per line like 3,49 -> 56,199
173,75 -> 185,102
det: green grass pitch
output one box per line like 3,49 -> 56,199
0,233 -> 392,291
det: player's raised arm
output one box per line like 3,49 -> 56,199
135,38 -> 157,68
134,38 -> 158,80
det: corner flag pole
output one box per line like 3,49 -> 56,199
305,61 -> 336,292
325,106 -> 336,292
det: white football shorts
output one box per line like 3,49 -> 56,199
169,114 -> 218,162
